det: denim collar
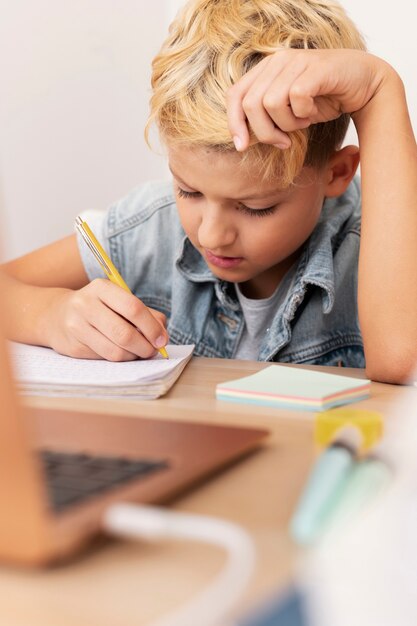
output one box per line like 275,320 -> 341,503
176,238 -> 240,311
176,188 -> 357,316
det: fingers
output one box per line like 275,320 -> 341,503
61,279 -> 169,361
227,50 -> 331,150
254,68 -> 314,134
240,56 -> 304,146
71,323 -> 141,362
148,306 -> 168,329
226,58 -> 267,151
92,280 -> 169,354
55,336 -> 103,360
227,53 -> 294,150
241,91 -> 293,148
84,298 -> 159,360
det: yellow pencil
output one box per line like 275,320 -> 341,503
75,216 -> 169,359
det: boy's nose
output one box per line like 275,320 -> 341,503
198,204 -> 236,251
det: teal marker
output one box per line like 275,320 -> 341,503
290,427 -> 361,545
323,456 -> 392,532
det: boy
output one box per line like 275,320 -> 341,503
2,0 -> 417,383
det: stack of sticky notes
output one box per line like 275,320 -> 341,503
216,365 -> 370,411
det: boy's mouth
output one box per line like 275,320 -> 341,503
205,249 -> 244,269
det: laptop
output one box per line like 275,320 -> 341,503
0,277 -> 268,566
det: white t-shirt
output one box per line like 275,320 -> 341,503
233,285 -> 282,360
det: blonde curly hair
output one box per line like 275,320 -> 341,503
147,0 -> 366,186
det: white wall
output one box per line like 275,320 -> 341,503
0,2 -> 173,259
1,0 -> 416,259
343,1 -> 417,146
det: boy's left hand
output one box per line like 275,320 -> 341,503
226,49 -> 392,151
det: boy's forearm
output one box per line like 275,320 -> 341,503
2,272 -> 68,347
353,67 -> 417,383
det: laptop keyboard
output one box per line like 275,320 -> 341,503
39,450 -> 169,512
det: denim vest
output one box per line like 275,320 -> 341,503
78,177 -> 364,367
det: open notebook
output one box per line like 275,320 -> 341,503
10,342 -> 194,400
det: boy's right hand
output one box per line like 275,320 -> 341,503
43,279 -> 168,361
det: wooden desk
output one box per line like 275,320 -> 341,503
0,357 -> 410,626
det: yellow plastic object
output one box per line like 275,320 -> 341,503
315,408 -> 384,452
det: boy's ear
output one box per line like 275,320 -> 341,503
324,145 -> 360,197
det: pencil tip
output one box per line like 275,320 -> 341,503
158,347 -> 169,359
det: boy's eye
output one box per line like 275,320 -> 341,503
177,186 -> 276,217
177,187 -> 201,199
237,203 -> 277,217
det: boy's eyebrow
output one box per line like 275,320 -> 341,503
168,166 -> 289,200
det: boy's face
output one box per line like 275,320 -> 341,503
169,145 -> 329,299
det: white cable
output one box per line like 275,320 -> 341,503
103,503 -> 256,626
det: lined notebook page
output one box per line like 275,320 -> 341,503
10,343 -> 194,387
